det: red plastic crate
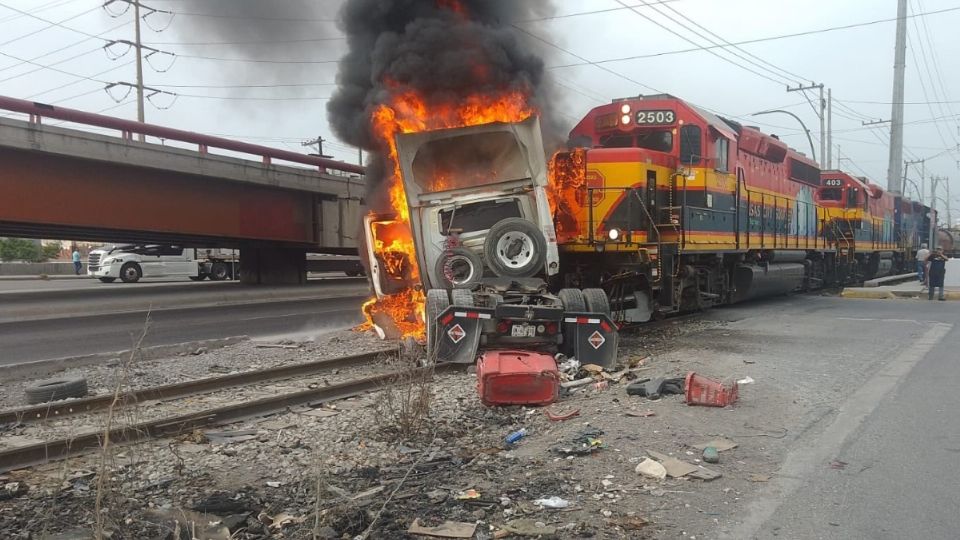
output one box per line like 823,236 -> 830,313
685,371 -> 739,407
476,350 -> 559,407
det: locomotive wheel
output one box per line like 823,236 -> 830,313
558,288 -> 586,312
434,248 -> 483,289
425,289 -> 451,363
582,288 -> 611,315
484,218 -> 546,278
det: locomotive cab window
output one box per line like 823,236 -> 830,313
598,133 -> 634,148
679,125 -> 702,165
846,188 -> 859,209
819,188 -> 843,201
713,136 -> 729,172
637,130 -> 673,153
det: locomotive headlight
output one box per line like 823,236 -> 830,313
620,114 -> 631,125
620,103 -> 631,114
608,228 -> 621,241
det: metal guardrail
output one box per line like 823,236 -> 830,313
0,95 -> 365,175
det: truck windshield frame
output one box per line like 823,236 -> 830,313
411,131 -> 530,193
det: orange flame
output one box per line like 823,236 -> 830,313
362,89 -> 536,339
547,148 -> 587,243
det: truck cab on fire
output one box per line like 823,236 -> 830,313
363,116 -> 618,367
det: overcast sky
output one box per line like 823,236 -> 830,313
1,0 -> 958,208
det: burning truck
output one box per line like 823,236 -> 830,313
363,115 -> 619,367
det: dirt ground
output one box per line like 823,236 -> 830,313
1,296 -> 913,539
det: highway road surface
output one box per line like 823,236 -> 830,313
0,278 -> 370,365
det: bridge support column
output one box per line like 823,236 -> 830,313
239,247 -> 307,285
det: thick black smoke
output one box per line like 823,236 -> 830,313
327,0 -> 557,204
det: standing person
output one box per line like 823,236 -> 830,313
926,248 -> 948,301
916,243 -> 930,285
71,245 -> 82,275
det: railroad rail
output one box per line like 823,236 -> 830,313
0,360 -> 457,473
1,349 -> 394,425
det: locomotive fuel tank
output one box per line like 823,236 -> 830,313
732,262 -> 807,303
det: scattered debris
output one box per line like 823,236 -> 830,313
560,377 -> 594,389
550,428 -> 605,457
702,446 -> 720,464
647,450 -> 699,478
477,350 -> 559,406
737,376 -> 755,385
204,429 -> 258,444
501,518 -> 557,537
608,515 -> 650,530
830,459 -> 848,470
688,467 -> 723,481
534,496 -> 571,509
505,428 -> 528,445
255,343 -> 301,350
685,372 -> 739,407
544,407 -> 580,421
625,410 -> 656,418
748,473 -> 771,482
635,458 -> 667,480
626,377 -> 684,398
1,481 -> 28,501
408,519 -> 477,539
691,438 -> 738,452
455,489 -> 480,500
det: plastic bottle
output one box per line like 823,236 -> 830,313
505,428 -> 528,444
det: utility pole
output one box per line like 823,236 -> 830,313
886,0 -> 908,193
929,176 -> 940,248
787,83 -> 825,168
827,89 -> 833,169
133,0 -> 144,141
905,158 -> 925,202
302,136 -> 332,159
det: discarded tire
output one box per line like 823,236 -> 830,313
24,376 -> 88,405
483,218 -> 546,278
582,288 -> 611,315
434,248 -> 483,289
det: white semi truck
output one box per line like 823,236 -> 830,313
87,245 -> 239,283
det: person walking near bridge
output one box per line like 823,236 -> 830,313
926,248 -> 948,301
71,246 -> 82,275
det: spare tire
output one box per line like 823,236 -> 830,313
24,376 -> 88,405
434,248 -> 483,289
483,218 -> 547,278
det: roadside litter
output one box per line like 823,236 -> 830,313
691,438 -> 738,452
647,450 -> 723,481
626,377 -> 684,398
550,427 -> 605,457
702,446 -> 720,463
408,519 -> 477,538
505,428 -> 528,445
635,458 -> 667,480
685,372 -> 739,407
544,407 -> 580,421
534,496 -> 571,509
477,350 -> 559,406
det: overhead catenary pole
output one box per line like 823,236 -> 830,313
133,0 -> 145,142
786,82 -> 825,168
929,176 -> 939,248
827,89 -> 833,169
886,0 -> 908,193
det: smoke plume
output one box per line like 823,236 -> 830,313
327,0 -> 557,204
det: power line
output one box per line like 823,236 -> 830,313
167,10 -> 335,23
0,0 -> 81,23
0,18 -> 130,75
173,53 -> 340,65
513,0 -> 681,23
547,5 -> 960,70
146,36 -> 346,46
150,82 -> 336,89
0,2 -> 103,46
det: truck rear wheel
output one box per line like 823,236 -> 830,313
582,288 -> 611,315
558,288 -> 586,312
435,248 -> 483,289
119,263 -> 141,283
209,262 -> 229,281
425,289 -> 451,363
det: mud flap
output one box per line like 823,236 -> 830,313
562,312 -> 619,369
433,306 -> 488,364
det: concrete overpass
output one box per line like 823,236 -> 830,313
0,96 -> 367,284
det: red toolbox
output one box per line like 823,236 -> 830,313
476,350 -> 559,406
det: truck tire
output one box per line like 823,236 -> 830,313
425,289 -> 451,363
434,248 -> 483,289
484,218 -> 546,278
24,376 -> 88,405
582,288 -> 611,315
558,288 -> 586,312
209,262 -> 229,281
98,277 -> 116,283
451,289 -> 475,307
119,262 -> 141,283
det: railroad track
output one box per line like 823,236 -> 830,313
0,349 -> 461,473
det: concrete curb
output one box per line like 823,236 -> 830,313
841,288 -> 960,300
3,336 -> 248,381
863,273 -> 917,288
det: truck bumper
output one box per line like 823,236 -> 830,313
87,265 -> 119,278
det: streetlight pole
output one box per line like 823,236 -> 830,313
752,109 -> 817,164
